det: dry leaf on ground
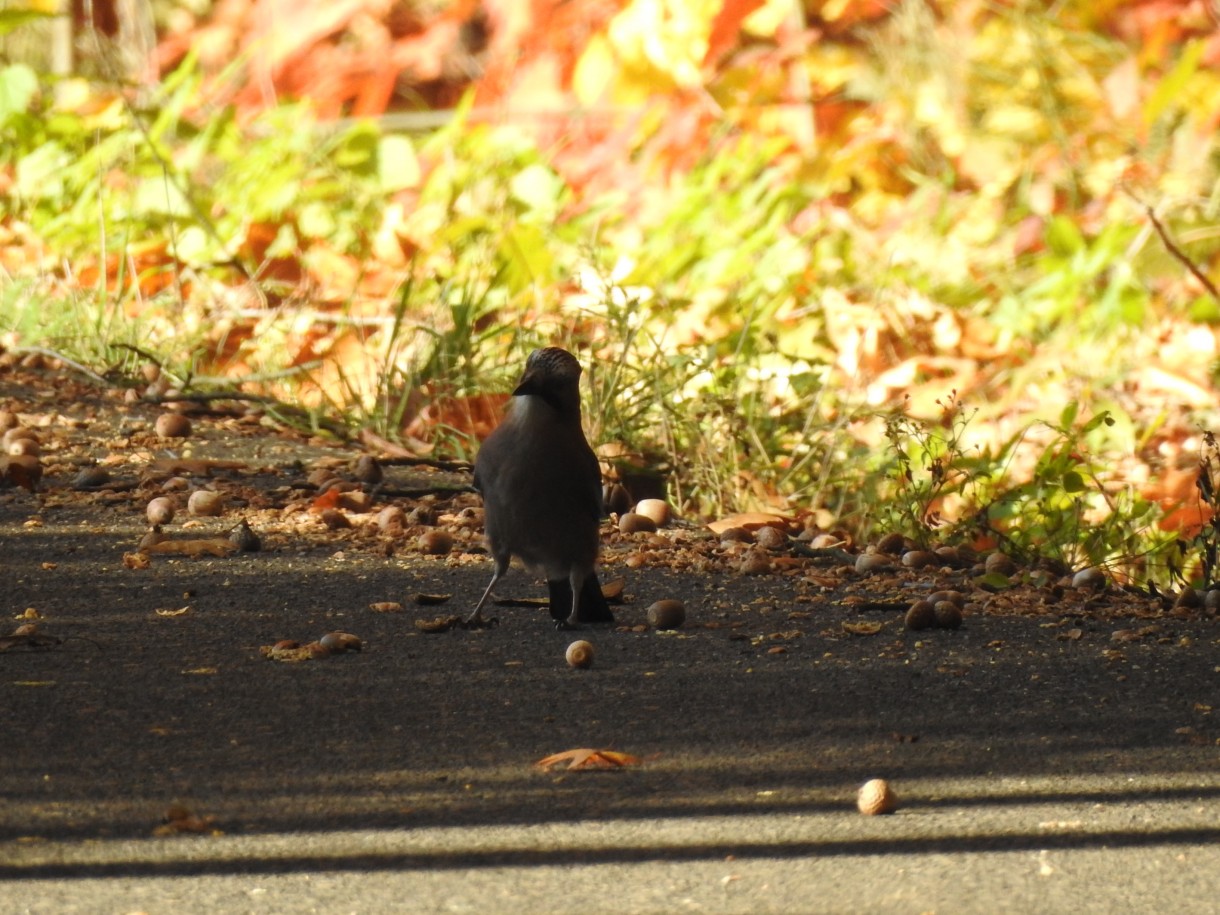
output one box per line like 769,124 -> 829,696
535,748 -> 642,771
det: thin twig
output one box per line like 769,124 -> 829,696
1144,204 -> 1220,304
11,347 -> 109,384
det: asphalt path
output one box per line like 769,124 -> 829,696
1,415 -> 1218,913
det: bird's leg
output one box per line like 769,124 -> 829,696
560,568 -> 585,629
467,560 -> 507,625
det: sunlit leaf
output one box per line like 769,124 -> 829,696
0,63 -> 38,119
573,33 -> 617,106
378,134 -> 419,191
1144,39 -> 1203,127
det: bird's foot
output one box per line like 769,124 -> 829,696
461,614 -> 499,630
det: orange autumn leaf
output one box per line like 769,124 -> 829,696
310,488 -> 344,511
536,748 -> 642,771
143,538 -> 239,558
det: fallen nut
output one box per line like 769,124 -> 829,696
905,600 -> 936,631
634,498 -> 672,527
754,526 -> 788,551
934,601 -> 963,629
187,490 -> 224,517
146,497 -> 176,525
857,778 -> 898,815
985,552 -> 1017,576
155,412 -> 192,438
566,640 -> 594,669
417,530 -> 454,555
619,512 -> 658,534
647,599 -> 686,630
1071,567 -> 1106,590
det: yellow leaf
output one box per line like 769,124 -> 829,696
573,33 -> 617,106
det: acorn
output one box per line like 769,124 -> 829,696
634,499 -> 672,527
2,427 -> 38,450
154,412 -> 192,438
738,550 -> 771,575
647,599 -> 686,630
377,505 -> 406,533
319,631 -> 362,653
566,640 -> 594,669
353,455 -> 383,484
718,527 -> 753,544
407,504 -> 437,525
927,590 -> 964,607
857,778 -> 898,815
905,600 -> 937,631
754,526 -> 788,551
146,497 -> 176,525
984,552 -> 1017,576
308,467 -> 340,489
7,435 -> 39,457
319,508 -> 351,530
875,532 -> 907,555
1071,568 -> 1106,591
187,490 -> 224,517
934,601 -> 963,629
417,530 -> 453,555
901,550 -> 937,569
855,553 -> 892,574
71,466 -> 111,490
618,512 -> 658,534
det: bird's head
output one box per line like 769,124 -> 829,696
513,347 -> 584,420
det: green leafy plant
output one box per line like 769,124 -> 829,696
874,392 -> 986,546
978,406 -> 1172,583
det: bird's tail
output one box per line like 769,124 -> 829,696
549,573 -> 615,623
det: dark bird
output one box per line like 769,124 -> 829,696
468,347 -> 613,627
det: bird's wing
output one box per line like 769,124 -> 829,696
576,437 -> 605,521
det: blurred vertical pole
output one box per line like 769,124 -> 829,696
119,0 -> 157,94
784,0 -> 815,152
50,0 -> 74,77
